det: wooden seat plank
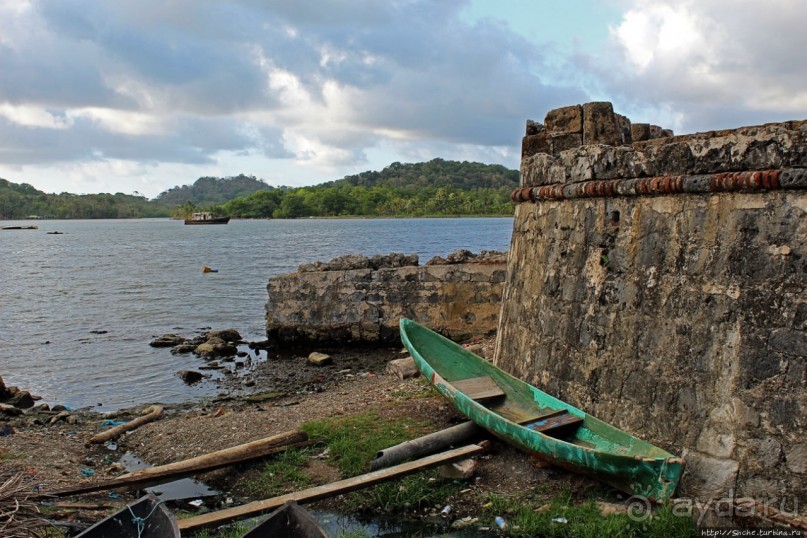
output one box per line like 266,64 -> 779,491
451,376 -> 505,402
522,410 -> 583,435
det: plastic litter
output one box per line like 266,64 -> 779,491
80,469 -> 95,477
105,442 -> 117,451
552,517 -> 569,524
495,516 -> 507,530
101,420 -> 126,427
189,499 -> 204,507
109,492 -> 122,499
440,504 -> 453,518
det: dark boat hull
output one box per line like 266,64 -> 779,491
242,501 -> 327,538
184,216 -> 230,225
75,493 -> 179,538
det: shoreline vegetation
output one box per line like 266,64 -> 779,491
0,159 -> 518,221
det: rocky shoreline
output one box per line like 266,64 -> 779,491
3,331 -> 561,535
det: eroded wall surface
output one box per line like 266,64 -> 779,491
266,251 -> 506,344
497,102 -> 806,501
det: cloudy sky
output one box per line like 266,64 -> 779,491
1,0 -> 805,198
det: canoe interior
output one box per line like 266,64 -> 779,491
400,318 -> 685,500
400,318 -> 671,457
75,493 -> 179,538
242,501 -> 328,538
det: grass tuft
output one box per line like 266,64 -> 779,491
482,493 -> 695,537
244,448 -> 313,498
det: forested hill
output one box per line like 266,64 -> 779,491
0,178 -> 168,219
220,159 -> 519,218
0,159 -> 519,219
154,174 -> 274,205
321,159 -> 519,190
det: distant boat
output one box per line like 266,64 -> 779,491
184,212 -> 230,225
399,318 -> 685,502
2,225 -> 38,230
75,493 -> 179,538
241,501 -> 327,538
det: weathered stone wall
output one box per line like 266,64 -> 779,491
497,102 -> 806,502
266,251 -> 506,344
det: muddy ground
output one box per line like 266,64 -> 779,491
0,335 -> 616,534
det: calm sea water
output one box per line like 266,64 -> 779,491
0,217 -> 513,410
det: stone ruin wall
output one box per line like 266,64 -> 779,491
265,251 -> 507,344
496,102 -> 806,502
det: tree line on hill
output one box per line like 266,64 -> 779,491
0,159 -> 518,220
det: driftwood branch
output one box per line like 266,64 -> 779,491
370,421 -> 485,471
47,429 -> 308,498
179,442 -> 489,531
88,405 -> 163,445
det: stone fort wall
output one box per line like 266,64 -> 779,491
265,251 -> 506,344
496,102 -> 806,502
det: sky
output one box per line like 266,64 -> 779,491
0,0 -> 805,198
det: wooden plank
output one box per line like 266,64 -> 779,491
42,430 -> 309,498
451,376 -> 505,402
522,411 -> 583,434
517,409 -> 566,425
178,442 -> 489,531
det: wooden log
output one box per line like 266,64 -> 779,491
87,405 -> 163,445
370,421 -> 484,471
385,357 -> 420,380
179,442 -> 489,531
45,430 -> 308,498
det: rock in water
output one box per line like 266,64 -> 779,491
150,334 -> 187,347
177,370 -> 204,384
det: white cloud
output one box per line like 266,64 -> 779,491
67,108 -> 167,135
2,0 -> 802,198
600,0 -> 807,131
0,103 -> 72,129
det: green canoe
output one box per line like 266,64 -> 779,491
399,319 -> 684,501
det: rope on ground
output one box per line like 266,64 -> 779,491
126,499 -> 165,538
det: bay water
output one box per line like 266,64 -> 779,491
1,217 -> 512,411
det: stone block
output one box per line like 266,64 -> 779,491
631,123 -> 652,142
615,113 -> 632,143
385,357 -> 420,380
582,102 -> 623,146
544,105 -> 583,134
785,444 -> 807,474
522,133 -> 551,158
308,352 -> 333,366
437,457 -> 478,480
525,119 -> 543,136
768,329 -> 807,356
551,133 -> 583,155
681,450 -> 739,498
746,437 -> 783,470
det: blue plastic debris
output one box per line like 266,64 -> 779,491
80,469 -> 95,477
101,420 -> 126,427
109,492 -> 122,499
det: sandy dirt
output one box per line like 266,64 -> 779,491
0,335 -> 601,533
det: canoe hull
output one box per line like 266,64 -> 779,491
242,501 -> 327,538
400,319 -> 684,502
75,493 -> 179,538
